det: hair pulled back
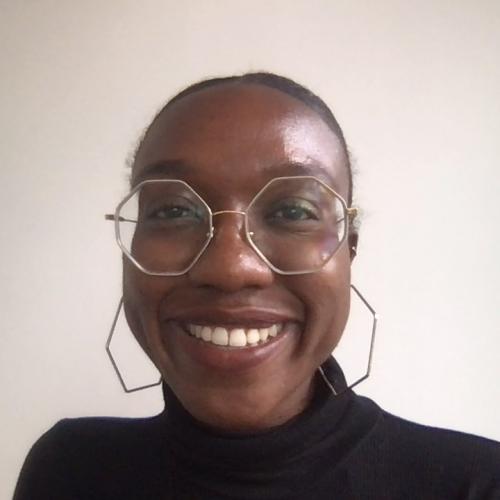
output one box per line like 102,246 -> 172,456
137,72 -> 353,205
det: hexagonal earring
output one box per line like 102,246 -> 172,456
106,298 -> 162,393
318,284 -> 378,396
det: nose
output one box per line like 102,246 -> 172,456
187,211 -> 274,292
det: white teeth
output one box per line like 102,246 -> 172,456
246,329 -> 260,345
269,324 -> 278,337
211,327 -> 229,346
185,323 -> 284,348
201,326 -> 212,342
229,329 -> 247,347
259,328 -> 269,342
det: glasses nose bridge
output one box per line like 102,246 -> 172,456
211,209 -> 247,218
198,208 -> 260,270
210,209 -> 252,237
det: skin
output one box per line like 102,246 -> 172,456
124,83 -> 357,432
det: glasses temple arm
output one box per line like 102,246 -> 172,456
104,214 -> 137,223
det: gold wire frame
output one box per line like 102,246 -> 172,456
318,284 -> 378,396
105,286 -> 377,395
105,176 -> 358,276
105,298 -> 162,393
104,176 -> 374,395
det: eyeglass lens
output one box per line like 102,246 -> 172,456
117,178 -> 347,275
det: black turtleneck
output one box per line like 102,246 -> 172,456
14,358 -> 500,499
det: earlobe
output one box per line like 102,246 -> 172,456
348,232 -> 359,261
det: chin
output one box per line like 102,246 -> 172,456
169,374 -> 313,433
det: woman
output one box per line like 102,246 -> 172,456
14,73 -> 500,499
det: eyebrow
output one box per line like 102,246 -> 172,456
132,159 -> 339,191
267,161 -> 337,187
132,160 -> 191,185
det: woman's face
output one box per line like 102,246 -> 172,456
124,83 -> 353,431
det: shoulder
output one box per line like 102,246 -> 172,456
348,396 -> 500,498
49,412 -> 165,441
38,413 -> 170,465
14,414 -> 169,500
378,408 -> 500,466
29,413 -> 167,456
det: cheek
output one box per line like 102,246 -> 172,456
295,249 -> 351,356
322,250 -> 351,336
122,261 -> 171,355
316,279 -> 350,350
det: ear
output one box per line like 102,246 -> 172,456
348,231 -> 358,262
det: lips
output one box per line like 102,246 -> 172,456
165,319 -> 300,372
161,305 -> 302,372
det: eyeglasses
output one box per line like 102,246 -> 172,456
105,176 -> 357,276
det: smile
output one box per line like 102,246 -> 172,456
183,323 -> 284,348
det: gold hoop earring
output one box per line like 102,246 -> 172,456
105,298 -> 162,393
318,284 -> 378,396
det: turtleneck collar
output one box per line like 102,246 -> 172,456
159,357 -> 367,499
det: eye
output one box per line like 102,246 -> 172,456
267,200 -> 319,222
141,197 -> 205,226
149,204 -> 199,220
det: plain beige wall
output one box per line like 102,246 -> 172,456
1,1 -> 499,497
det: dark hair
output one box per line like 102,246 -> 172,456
136,72 -> 353,205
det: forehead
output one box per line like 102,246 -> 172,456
133,84 -> 348,199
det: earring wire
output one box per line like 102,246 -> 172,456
106,285 -> 377,395
106,298 -> 162,393
318,284 -> 378,396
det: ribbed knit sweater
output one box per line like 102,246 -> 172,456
14,359 -> 500,499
